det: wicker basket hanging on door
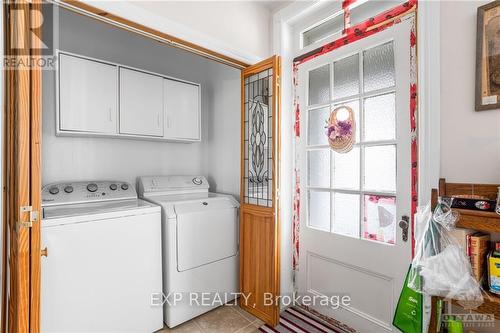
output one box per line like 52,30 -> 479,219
326,105 -> 356,154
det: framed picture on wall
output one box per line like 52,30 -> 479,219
476,0 -> 500,111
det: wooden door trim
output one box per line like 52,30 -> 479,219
29,1 -> 43,331
239,56 -> 281,327
57,0 -> 249,70
1,1 -> 43,332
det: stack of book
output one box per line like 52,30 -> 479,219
450,229 -> 490,282
469,233 -> 491,282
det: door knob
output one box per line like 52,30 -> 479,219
41,247 -> 48,257
398,215 -> 409,242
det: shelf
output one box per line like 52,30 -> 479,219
452,290 -> 500,320
455,209 -> 500,233
429,179 -> 500,332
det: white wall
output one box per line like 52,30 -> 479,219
82,0 -> 273,64
440,0 -> 500,184
441,2 -> 500,332
42,6 -> 241,197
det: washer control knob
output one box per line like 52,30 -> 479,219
87,183 -> 98,193
121,183 -> 129,191
109,184 -> 118,191
49,186 -> 59,195
192,177 -> 203,185
64,185 -> 74,194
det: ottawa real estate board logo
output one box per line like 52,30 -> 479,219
3,2 -> 59,70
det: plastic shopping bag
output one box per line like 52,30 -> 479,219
408,200 -> 483,306
393,267 -> 424,333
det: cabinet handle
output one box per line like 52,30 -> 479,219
108,108 -> 112,122
157,113 -> 160,127
167,115 -> 170,128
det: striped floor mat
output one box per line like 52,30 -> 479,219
259,307 -> 356,333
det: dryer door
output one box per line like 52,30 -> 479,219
176,199 -> 238,271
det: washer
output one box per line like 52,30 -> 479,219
41,181 -> 163,333
138,175 -> 239,328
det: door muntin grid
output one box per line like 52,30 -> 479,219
244,68 -> 273,207
305,41 -> 398,245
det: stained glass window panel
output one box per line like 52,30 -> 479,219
362,195 -> 397,244
243,69 -> 273,207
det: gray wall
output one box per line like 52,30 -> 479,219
42,6 -> 241,198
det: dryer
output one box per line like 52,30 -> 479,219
41,181 -> 163,333
138,176 -> 239,328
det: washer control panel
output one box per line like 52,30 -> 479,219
139,175 -> 209,196
42,181 -> 137,206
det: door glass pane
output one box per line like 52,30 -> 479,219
334,54 -> 360,99
308,191 -> 331,231
332,147 -> 360,190
308,150 -> 330,187
309,64 -> 330,105
363,145 -> 396,192
308,107 -> 330,146
243,69 -> 273,207
364,93 -> 396,141
363,41 -> 395,92
332,193 -> 360,238
334,99 -> 360,141
303,13 -> 344,47
362,195 -> 397,244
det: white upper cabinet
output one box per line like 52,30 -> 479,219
119,68 -> 164,137
57,52 -> 201,142
164,79 -> 201,141
58,53 -> 118,134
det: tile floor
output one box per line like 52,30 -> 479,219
159,304 -> 264,333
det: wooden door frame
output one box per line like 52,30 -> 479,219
1,1 -> 42,332
239,56 -> 281,327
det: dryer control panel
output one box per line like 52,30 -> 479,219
42,181 -> 137,206
138,175 -> 209,197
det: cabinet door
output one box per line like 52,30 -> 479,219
164,79 -> 200,141
119,68 -> 164,137
59,53 -> 118,134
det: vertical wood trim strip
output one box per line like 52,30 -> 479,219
1,1 -> 11,329
29,1 -> 42,331
13,1 -> 32,332
273,55 -> 281,326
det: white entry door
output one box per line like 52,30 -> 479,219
297,20 -> 412,332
